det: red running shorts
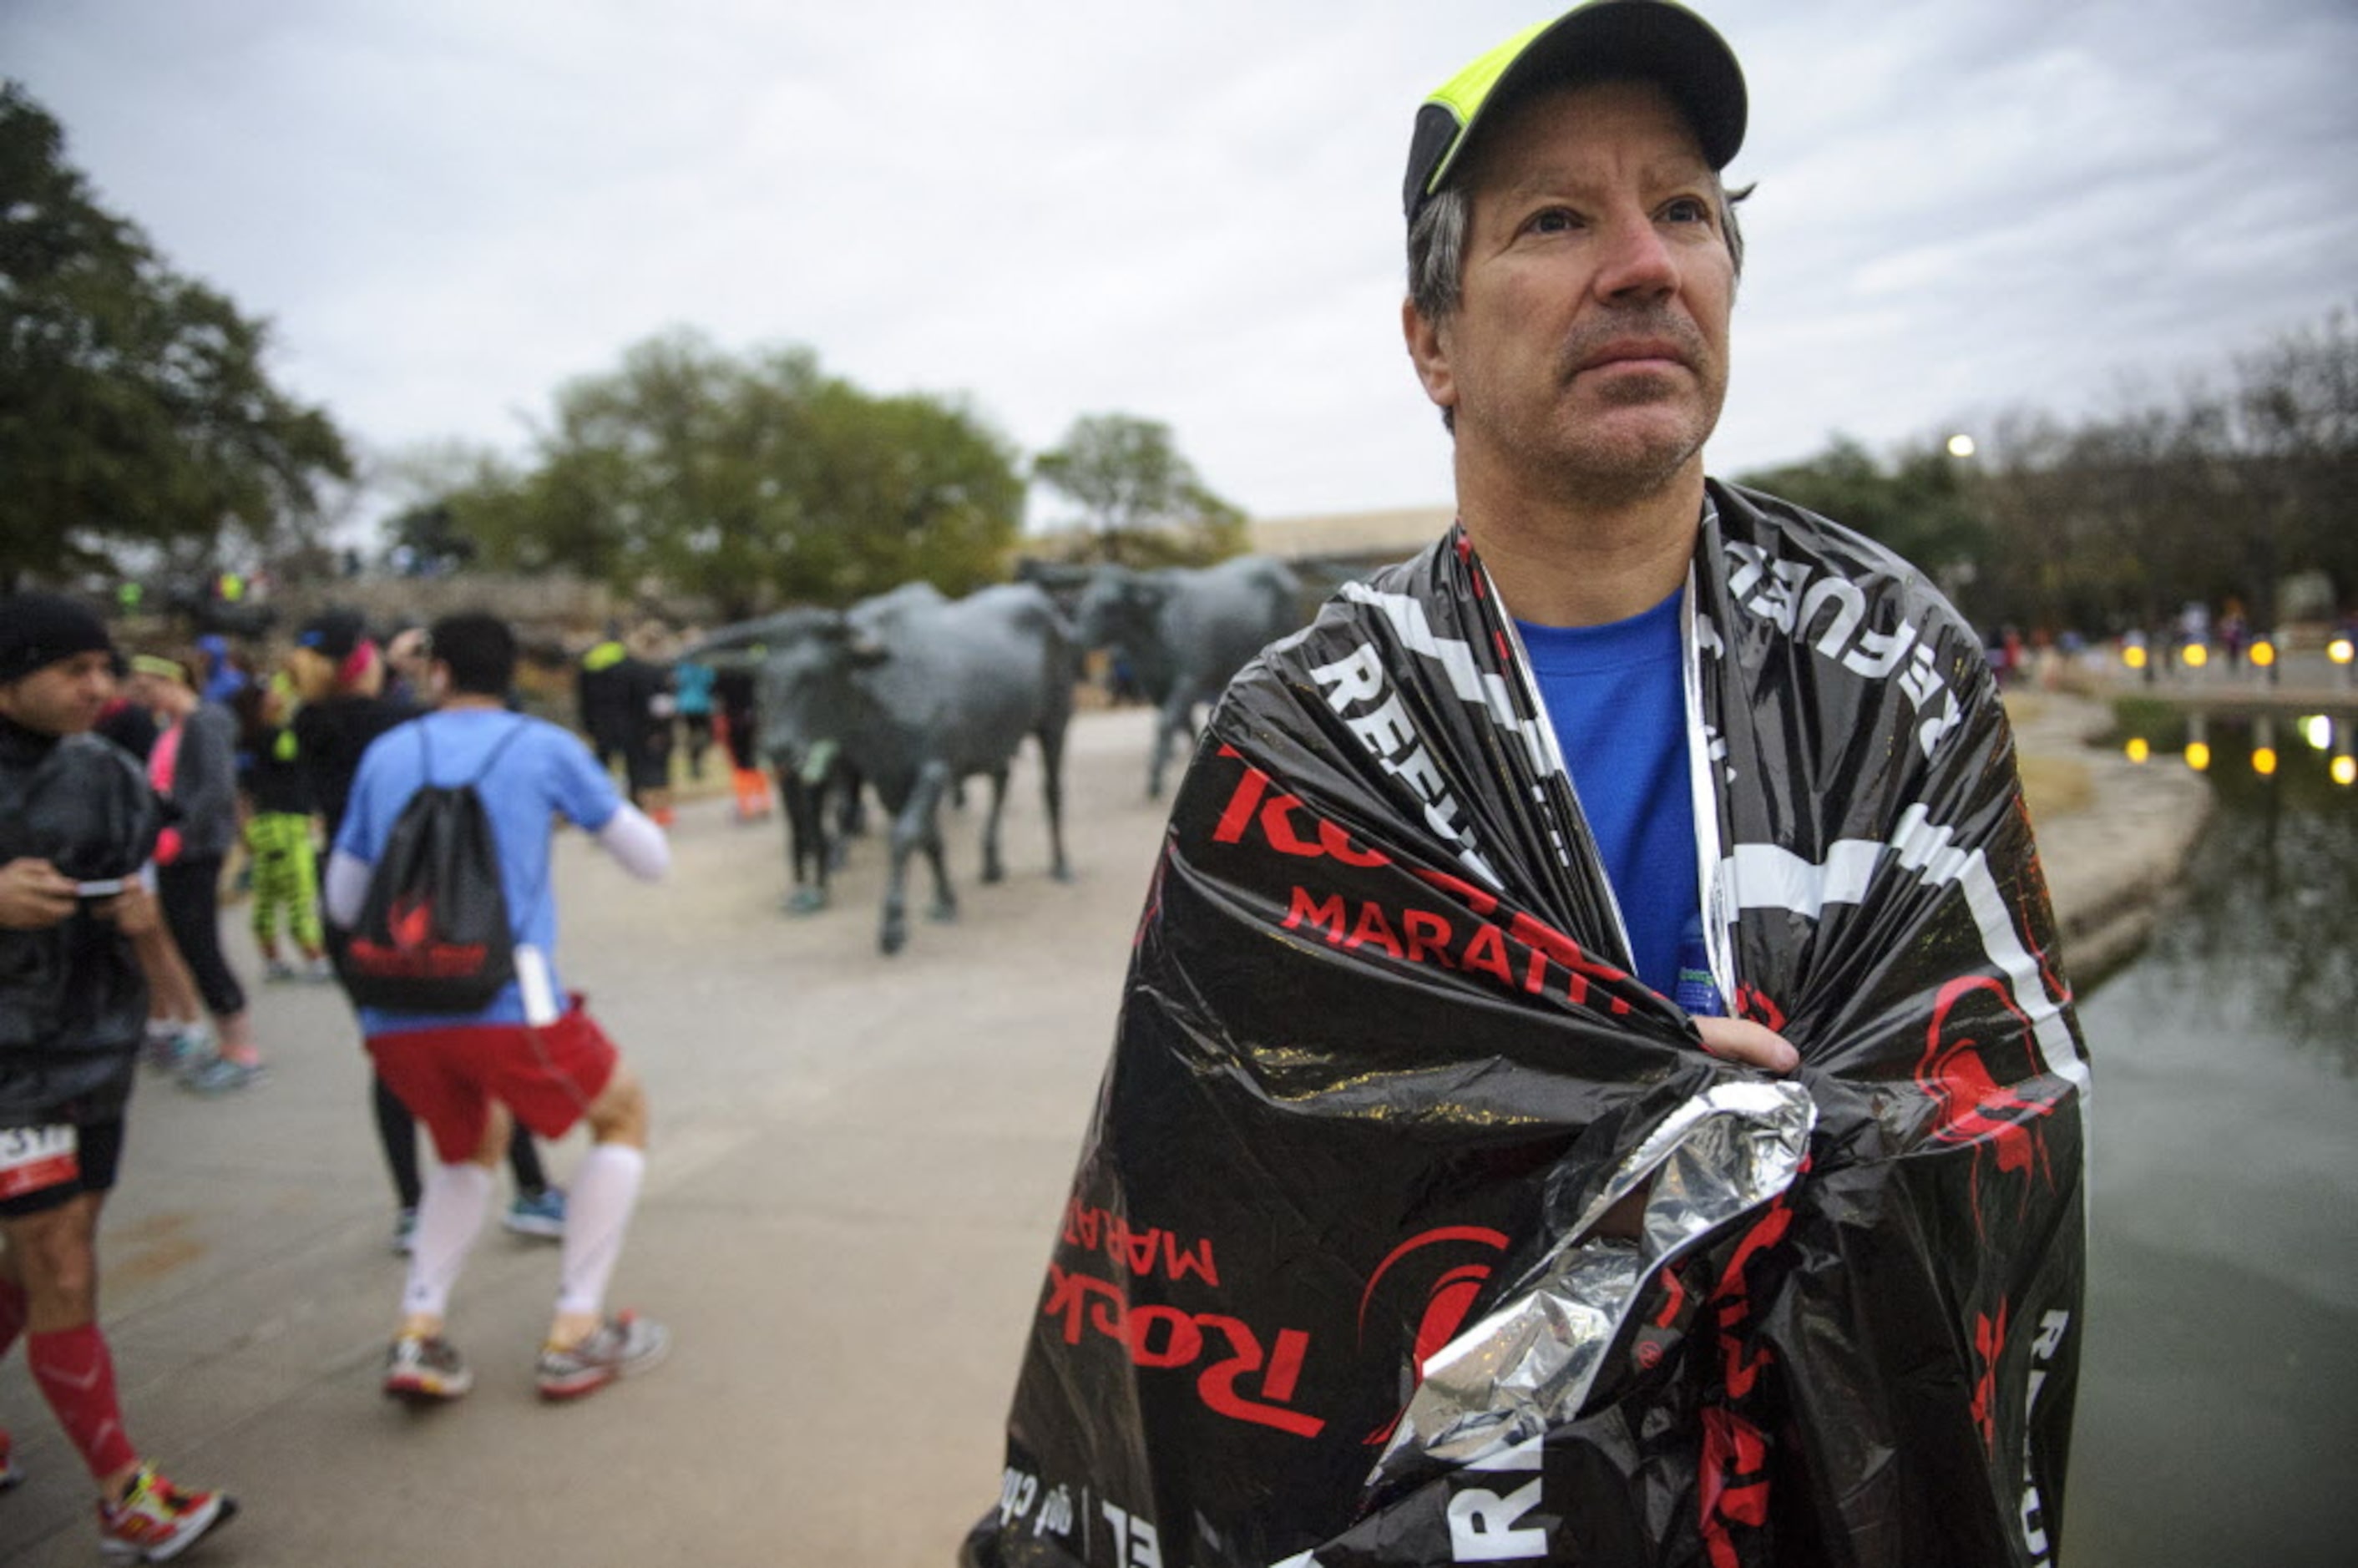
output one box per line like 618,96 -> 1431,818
367,999 -> 620,1164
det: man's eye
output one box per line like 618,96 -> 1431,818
1662,196 -> 1712,225
1526,207 -> 1581,235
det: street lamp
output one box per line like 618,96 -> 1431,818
1946,433 -> 1977,459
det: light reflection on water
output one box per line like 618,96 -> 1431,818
2065,736 -> 2358,1566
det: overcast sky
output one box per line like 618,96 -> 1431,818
8,0 -> 2355,532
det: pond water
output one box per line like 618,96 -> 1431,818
2064,733 -> 2358,1565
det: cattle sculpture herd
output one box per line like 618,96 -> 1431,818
692,555 -> 1316,954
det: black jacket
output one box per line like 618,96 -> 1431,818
294,692 -> 415,838
0,717 -> 160,1125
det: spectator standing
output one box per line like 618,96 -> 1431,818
672,653 -> 716,781
88,665 -> 210,1065
575,626 -> 675,823
713,660 -> 772,824
969,5 -> 2088,1559
621,633 -> 677,827
127,653 -> 263,1093
574,627 -> 635,784
230,680 -> 330,983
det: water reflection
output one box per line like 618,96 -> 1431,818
2133,733 -> 2358,1072
2064,725 -> 2358,1566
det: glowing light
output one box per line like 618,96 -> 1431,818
2332,638 -> 2355,666
2251,640 -> 2276,668
2335,756 -> 2358,787
2301,716 -> 2335,751
2253,747 -> 2279,776
1946,433 -> 1977,458
2183,643 -> 2209,669
2123,645 -> 2148,670
2124,736 -> 2150,764
2185,741 -> 2211,771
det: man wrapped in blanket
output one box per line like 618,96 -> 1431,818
969,5 -> 2086,1565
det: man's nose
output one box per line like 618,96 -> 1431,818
1593,211 -> 1679,301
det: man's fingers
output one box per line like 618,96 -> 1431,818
0,858 -> 78,928
1694,1015 -> 1802,1075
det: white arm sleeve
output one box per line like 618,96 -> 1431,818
596,802 -> 671,882
325,849 -> 372,928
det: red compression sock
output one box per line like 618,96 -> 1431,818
28,1324 -> 139,1481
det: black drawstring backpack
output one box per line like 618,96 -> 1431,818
337,718 -> 529,1014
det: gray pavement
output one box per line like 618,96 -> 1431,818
0,698 -> 2195,1567
3,707 -> 1171,1567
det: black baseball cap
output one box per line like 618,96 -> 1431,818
1404,0 -> 1747,226
295,607 -> 367,662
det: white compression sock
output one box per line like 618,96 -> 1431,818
402,1161 -> 494,1321
556,1143 -> 646,1320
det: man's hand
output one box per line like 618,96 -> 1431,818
0,859 -> 78,931
94,883 -> 159,938
1589,1017 -> 1804,1242
1696,1015 -> 1802,1074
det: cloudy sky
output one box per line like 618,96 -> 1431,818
8,0 -> 2355,532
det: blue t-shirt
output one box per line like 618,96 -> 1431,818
335,708 -> 622,1035
1516,589 -> 1699,1001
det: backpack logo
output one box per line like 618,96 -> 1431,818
390,895 -> 430,949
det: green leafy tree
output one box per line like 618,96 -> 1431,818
1032,412 -> 1247,567
408,330 -> 1024,617
0,82 -> 351,592
1735,434 -> 1994,612
2227,308 -> 2358,618
381,502 -> 477,574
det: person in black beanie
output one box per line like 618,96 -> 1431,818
0,592 -> 238,1557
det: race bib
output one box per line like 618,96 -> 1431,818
0,1125 -> 79,1201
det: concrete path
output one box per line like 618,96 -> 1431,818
0,699 -> 2196,1566
3,708 -> 1171,1567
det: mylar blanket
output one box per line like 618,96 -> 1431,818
967,481 -> 2087,1568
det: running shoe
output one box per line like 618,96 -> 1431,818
535,1312 -> 669,1400
262,959 -> 299,983
503,1187 -> 567,1240
96,1461 -> 236,1562
392,1207 -> 417,1255
383,1334 -> 473,1403
179,1055 -> 265,1095
143,1025 -> 208,1073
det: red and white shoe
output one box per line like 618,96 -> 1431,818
97,1461 -> 236,1562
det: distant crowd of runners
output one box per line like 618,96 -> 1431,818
2,594 -> 698,1560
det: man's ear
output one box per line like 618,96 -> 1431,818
1403,297 -> 1456,416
